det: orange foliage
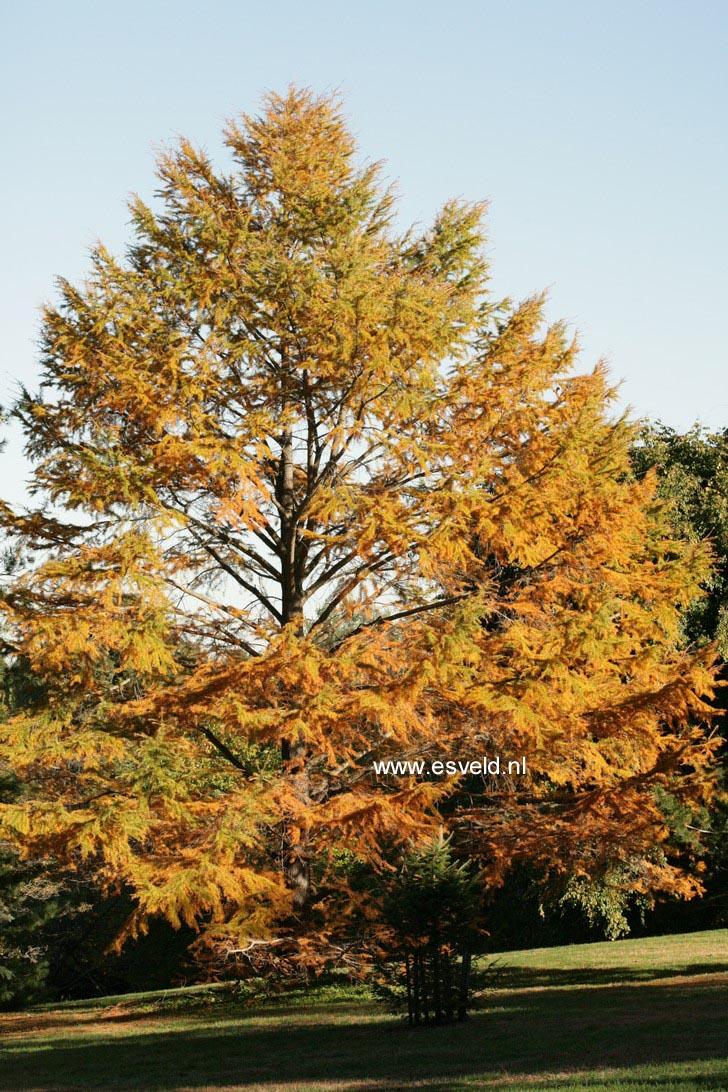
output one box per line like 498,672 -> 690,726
0,89 -> 719,954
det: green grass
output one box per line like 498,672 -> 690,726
478,927 -> 728,988
0,929 -> 726,1090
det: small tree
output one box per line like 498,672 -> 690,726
374,837 -> 484,1024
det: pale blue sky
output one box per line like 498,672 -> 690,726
2,0 -> 727,500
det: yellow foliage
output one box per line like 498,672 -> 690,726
0,87 -> 719,952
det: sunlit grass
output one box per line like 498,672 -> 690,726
1,929 -> 726,1090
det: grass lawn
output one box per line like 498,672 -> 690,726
0,928 -> 726,1091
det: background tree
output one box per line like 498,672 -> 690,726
631,424 -> 728,660
0,89 -> 720,972
629,423 -> 728,929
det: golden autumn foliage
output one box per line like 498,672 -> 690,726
0,88 -> 720,956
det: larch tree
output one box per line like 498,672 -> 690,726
0,88 -> 720,966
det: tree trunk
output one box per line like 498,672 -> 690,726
458,943 -> 472,1022
421,949 -> 431,1024
412,949 -> 422,1025
278,424 -> 312,916
283,734 -> 311,914
443,949 -> 454,1024
432,931 -> 443,1024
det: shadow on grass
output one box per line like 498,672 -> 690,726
0,977 -> 726,1090
475,961 -> 728,991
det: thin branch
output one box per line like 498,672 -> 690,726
193,536 -> 283,623
198,723 -> 255,777
331,593 -> 472,648
165,579 -> 260,656
309,553 -> 396,633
